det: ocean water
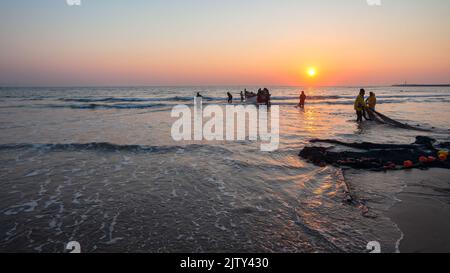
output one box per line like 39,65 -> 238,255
0,86 -> 449,253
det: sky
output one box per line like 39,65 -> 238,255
0,0 -> 449,86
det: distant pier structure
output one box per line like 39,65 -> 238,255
392,82 -> 450,87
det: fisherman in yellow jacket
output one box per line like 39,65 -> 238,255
366,92 -> 377,110
354,89 -> 367,122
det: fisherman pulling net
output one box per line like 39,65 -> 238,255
298,89 -> 449,171
355,88 -> 431,132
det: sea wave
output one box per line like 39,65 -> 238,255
0,103 -> 173,109
60,96 -> 194,103
2,98 -> 449,110
3,92 -> 450,105
54,93 -> 450,103
46,103 -> 171,109
0,142 -> 234,155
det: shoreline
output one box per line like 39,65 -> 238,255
343,168 -> 450,253
386,168 -> 450,253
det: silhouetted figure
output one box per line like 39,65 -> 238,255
299,91 -> 307,108
265,88 -> 272,106
256,88 -> 271,106
196,92 -> 203,98
240,90 -> 245,102
366,92 -> 377,110
227,92 -> 233,104
354,89 -> 369,122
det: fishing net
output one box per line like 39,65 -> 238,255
366,108 -> 430,132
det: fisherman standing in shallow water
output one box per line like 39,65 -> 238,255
227,92 -> 233,104
354,89 -> 367,122
298,91 -> 307,108
366,92 -> 377,111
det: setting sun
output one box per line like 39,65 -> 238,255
307,67 -> 317,78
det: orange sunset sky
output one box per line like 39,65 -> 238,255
0,0 -> 449,86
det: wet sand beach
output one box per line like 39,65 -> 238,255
345,169 -> 450,253
387,169 -> 450,253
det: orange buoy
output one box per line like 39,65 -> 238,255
439,154 -> 448,161
419,156 -> 428,164
403,160 -> 414,168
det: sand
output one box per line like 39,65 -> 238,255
345,168 -> 450,253
387,168 -> 450,253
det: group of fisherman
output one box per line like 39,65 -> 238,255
198,88 -> 272,105
354,88 -> 377,123
296,88 -> 378,124
198,88 -> 378,123
242,88 -> 272,105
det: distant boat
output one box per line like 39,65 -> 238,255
245,94 -> 258,104
244,91 -> 271,105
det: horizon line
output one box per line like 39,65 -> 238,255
2,83 -> 449,89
